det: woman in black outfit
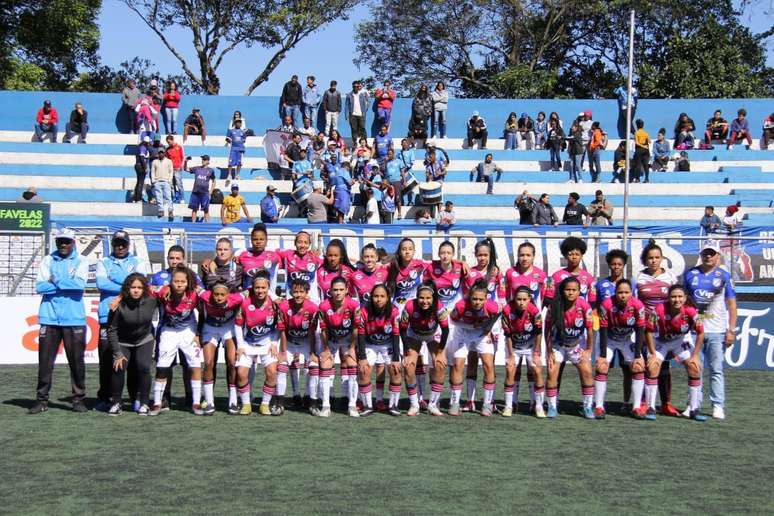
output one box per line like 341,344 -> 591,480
107,273 -> 159,416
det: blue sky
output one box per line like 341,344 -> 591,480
98,0 -> 772,97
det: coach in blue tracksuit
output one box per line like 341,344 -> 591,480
95,230 -> 151,410
30,228 -> 90,414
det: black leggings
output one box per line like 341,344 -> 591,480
111,343 -> 154,405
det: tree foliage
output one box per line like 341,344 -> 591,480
122,0 -> 361,95
355,0 -> 774,98
72,58 -> 203,94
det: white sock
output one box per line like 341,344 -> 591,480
416,366 -> 427,401
153,380 -> 166,406
504,384 -> 514,408
430,383 -> 443,407
203,381 -> 214,406
630,373 -> 645,407
645,379 -> 658,409
389,384 -> 401,408
483,382 -> 495,406
451,385 -> 462,405
239,385 -> 251,406
547,394 -> 557,409
228,384 -> 237,406
320,371 -> 333,408
582,386 -> 594,409
359,384 -> 373,408
308,366 -> 319,401
261,383 -> 274,407
191,379 -> 202,406
534,388 -> 545,408
594,373 -> 607,409
689,378 -> 702,411
276,366 -> 288,396
466,377 -> 477,403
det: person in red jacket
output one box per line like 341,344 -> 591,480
34,100 -> 58,142
162,80 -> 182,134
375,80 -> 397,130
165,135 -> 187,204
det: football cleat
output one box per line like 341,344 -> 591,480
348,407 -> 360,418
137,404 -> 150,416
546,406 -> 558,418
501,406 -> 513,418
462,400 -> 476,413
239,403 -> 252,416
689,410 -> 707,422
359,407 -> 374,417
72,401 -> 88,413
662,402 -> 681,417
428,405 -> 444,417
583,406 -> 595,419
160,399 -> 171,412
192,404 -> 205,416
388,407 -> 401,417
632,406 -> 648,419
448,402 -> 461,416
148,404 -> 163,416
594,407 -> 606,419
318,407 -> 331,418
375,399 -> 387,412
203,403 -> 216,416
645,408 -> 657,421
407,405 -> 420,417
108,403 -> 122,416
534,406 -> 547,419
259,404 -> 272,416
228,403 -> 239,416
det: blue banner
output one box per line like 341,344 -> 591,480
729,303 -> 774,370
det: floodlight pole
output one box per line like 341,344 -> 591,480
623,9 -> 635,249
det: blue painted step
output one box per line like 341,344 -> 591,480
0,141 -> 267,158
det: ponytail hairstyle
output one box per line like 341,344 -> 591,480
640,238 -> 662,267
210,279 -> 230,295
359,243 -> 378,268
366,284 -> 393,321
474,237 -> 498,282
466,278 -> 489,300
386,238 -> 415,296
615,278 -> 633,291
324,239 -> 353,271
549,276 -> 581,341
415,281 -> 439,315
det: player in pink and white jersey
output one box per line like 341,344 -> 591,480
504,242 -> 547,306
448,282 -> 501,416
318,276 -> 360,417
236,223 -> 282,292
386,238 -> 430,309
644,285 -> 706,422
316,239 -> 356,301
348,244 -> 389,306
544,276 -> 596,420
423,240 -> 467,311
276,279 -> 319,414
399,282 -> 449,416
501,286 -> 545,418
279,231 -> 323,301
233,272 -> 280,416
543,236 -> 597,304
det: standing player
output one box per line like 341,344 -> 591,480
644,285 -> 706,421
356,284 -> 402,416
635,239 -> 679,416
595,279 -> 646,419
447,280 -> 501,416
423,240 -> 467,311
233,272 -> 280,416
317,239 -> 356,301
318,277 -> 360,417
543,236 -> 597,305
276,279 -> 319,413
544,276 -> 596,419
279,231 -> 323,301
502,286 -> 545,418
237,223 -> 282,293
399,282 -> 450,416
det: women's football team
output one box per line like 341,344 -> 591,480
116,223 -> 708,421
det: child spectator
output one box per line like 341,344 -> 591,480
728,109 -> 752,150
135,96 -> 158,141
34,100 -> 58,142
700,206 -> 721,235
226,118 -> 247,182
437,201 -> 456,228
162,81 -> 181,134
612,140 -> 627,183
183,108 -> 206,144
722,203 -> 743,232
652,129 -> 671,171
704,110 -> 728,145
64,102 -> 88,144
415,208 -> 433,224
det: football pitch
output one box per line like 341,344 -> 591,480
1,365 -> 772,515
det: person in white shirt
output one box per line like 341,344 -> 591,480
364,187 -> 380,224
151,149 -> 174,219
437,201 -> 456,227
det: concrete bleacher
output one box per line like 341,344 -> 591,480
1,91 -> 772,224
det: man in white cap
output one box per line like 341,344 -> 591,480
30,228 -> 90,414
306,181 -> 333,223
466,110 -> 488,149
682,240 -> 737,420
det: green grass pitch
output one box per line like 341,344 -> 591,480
1,364 -> 772,515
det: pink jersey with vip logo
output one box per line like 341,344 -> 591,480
280,249 -> 323,294
636,269 -> 678,315
199,290 -> 244,326
464,266 -> 505,302
504,266 -> 547,305
389,259 -> 430,305
236,296 -> 278,344
316,264 -> 355,301
647,303 -> 703,342
399,299 -> 449,335
277,299 -> 319,343
546,298 -> 594,345
599,296 -> 646,341
502,301 -> 542,348
348,265 -> 389,306
356,305 -> 400,345
237,248 -> 282,290
423,260 -> 465,310
450,298 -> 500,329
543,268 -> 597,303
154,287 -> 199,329
318,297 -> 360,340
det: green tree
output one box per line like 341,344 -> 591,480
72,58 -> 203,94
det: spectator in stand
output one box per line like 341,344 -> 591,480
226,118 -> 246,182
673,112 -> 695,149
517,112 -> 535,150
567,121 -> 585,183
531,193 -> 559,226
614,82 -> 638,139
147,82 -> 163,129
549,111 -> 563,129
17,186 -> 43,203
34,100 -> 58,142
411,84 -> 433,139
364,187 -> 380,224
397,139 -> 416,206
415,208 -> 432,224
328,128 -> 346,150
29,228 -> 90,414
372,124 -> 393,166
534,111 -> 548,149
704,110 -> 728,145
260,185 -> 281,223
307,181 -> 334,223
408,112 -> 429,144
588,121 -> 605,183
700,206 -> 722,235
504,112 -> 518,150
383,148 -> 402,216
470,153 -> 503,195
165,135 -> 186,204
221,183 -> 252,225
322,80 -> 342,135
562,192 -> 589,226
652,129 -> 671,172
281,133 -> 304,181
579,111 -> 593,167
298,117 -> 316,138
122,79 -> 142,133
380,178 -> 397,223
135,96 -> 158,141
762,112 -> 774,149
728,108 -> 753,150
674,150 -> 690,171
375,80 -> 397,129
514,190 -> 536,224
280,75 -> 304,128
612,140 -> 627,183
588,190 -> 614,226
63,102 -> 88,144
277,115 -> 295,133
333,161 -> 354,223
302,76 -> 322,130
431,81 -> 449,138
183,108 -> 206,144
633,119 -> 651,183
292,149 -> 313,186
723,203 -> 743,232
151,148 -> 174,220
345,80 -> 369,145
547,119 -> 565,171
229,110 -> 248,132
188,155 -> 216,222
425,151 -> 446,182
466,111 -> 488,149
162,81 -> 181,134
437,201 -> 456,228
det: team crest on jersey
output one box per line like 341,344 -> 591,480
580,284 -> 588,293
410,270 -> 418,279
530,281 -> 538,291
464,311 -> 472,317
680,323 -> 689,333
307,262 -> 316,272
343,319 -> 351,328
434,268 -> 441,274
356,273 -> 363,280
487,283 -> 495,291
327,309 -> 334,316
248,305 -> 255,311
452,279 -> 460,288
384,324 -> 392,333
612,306 -> 619,313
627,316 -> 636,326
525,322 -> 533,332
301,320 -> 310,330
692,277 -> 699,286
575,318 -> 583,327
266,315 -> 274,325
712,278 -> 722,287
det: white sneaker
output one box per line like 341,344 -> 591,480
348,407 -> 360,418
712,405 -> 725,420
681,406 -> 691,418
318,407 -> 331,418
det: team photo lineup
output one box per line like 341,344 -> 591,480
32,223 -> 736,422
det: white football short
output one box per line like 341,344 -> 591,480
236,339 -> 278,369
653,338 -> 693,362
201,323 -> 235,347
551,342 -> 587,365
157,326 -> 202,368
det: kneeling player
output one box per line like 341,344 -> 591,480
502,286 -> 545,418
644,285 -> 706,421
544,276 -> 596,419
595,279 -> 646,419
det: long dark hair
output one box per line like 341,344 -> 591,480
119,272 -> 150,301
466,278 -> 489,300
168,265 -> 198,296
474,237 -> 498,282
324,238 -> 353,271
549,276 -> 581,341
386,237 -> 415,295
415,281 -> 439,316
366,284 -> 393,321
